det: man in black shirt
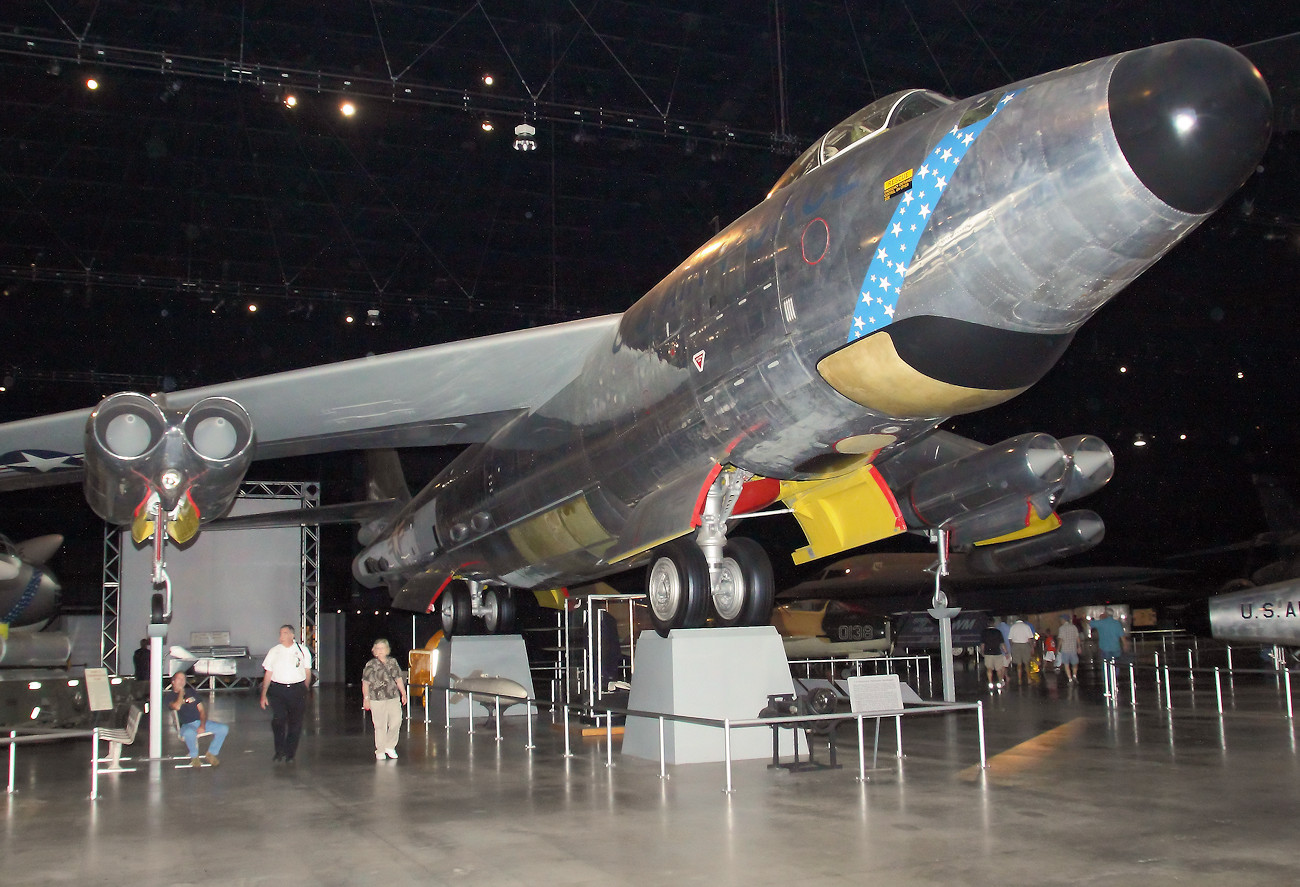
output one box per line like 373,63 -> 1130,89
164,671 -> 229,767
981,619 -> 1006,690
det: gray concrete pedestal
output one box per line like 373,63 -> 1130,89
621,626 -> 804,764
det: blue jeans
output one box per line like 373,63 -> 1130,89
180,720 -> 228,757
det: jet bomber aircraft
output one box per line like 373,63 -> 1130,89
0,40 -> 1273,639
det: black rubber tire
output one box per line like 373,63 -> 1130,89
710,536 -> 776,628
439,583 -> 474,637
482,588 -> 517,634
645,539 -> 710,638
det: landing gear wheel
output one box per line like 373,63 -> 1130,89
482,588 -> 516,634
439,584 -> 474,638
710,536 -> 775,627
646,539 -> 709,638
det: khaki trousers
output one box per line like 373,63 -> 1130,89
370,697 -> 403,753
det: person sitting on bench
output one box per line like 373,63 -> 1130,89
165,671 -> 229,767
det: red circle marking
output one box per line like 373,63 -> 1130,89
801,218 -> 829,264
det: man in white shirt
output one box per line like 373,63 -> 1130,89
260,624 -> 313,763
1008,617 -> 1036,682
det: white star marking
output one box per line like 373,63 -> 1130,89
891,222 -> 903,236
935,175 -> 948,190
876,247 -> 889,261
940,148 -> 953,162
853,316 -> 865,331
877,276 -> 892,290
884,304 -> 895,317
918,204 -> 931,219
7,452 -> 76,472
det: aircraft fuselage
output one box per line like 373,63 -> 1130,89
356,40 -> 1271,606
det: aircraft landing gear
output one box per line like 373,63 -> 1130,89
647,539 -> 711,636
439,583 -> 474,637
645,470 -> 777,638
439,581 -> 519,637
482,587 -> 517,634
710,537 -> 775,628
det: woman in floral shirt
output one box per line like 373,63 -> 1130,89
361,638 -> 407,760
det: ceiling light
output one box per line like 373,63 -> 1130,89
365,308 -> 381,327
481,120 -> 494,132
345,314 -> 355,324
340,101 -> 356,117
283,94 -> 298,108
1132,433 -> 1147,448
513,123 -> 537,151
482,74 -> 494,86
85,77 -> 99,90
247,303 -> 258,313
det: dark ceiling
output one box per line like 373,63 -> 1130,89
0,2 -> 1299,605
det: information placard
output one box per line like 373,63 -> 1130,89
84,667 -> 114,712
846,674 -> 904,715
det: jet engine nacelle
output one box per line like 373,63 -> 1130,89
905,433 -> 1067,533
966,510 -> 1104,574
83,392 -> 255,542
1056,435 -> 1114,504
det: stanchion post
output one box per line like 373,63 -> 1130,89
444,689 -> 451,730
1164,663 -> 1173,710
977,701 -> 987,769
1215,667 -> 1223,714
524,700 -> 535,750
1129,663 -> 1136,709
856,715 -> 866,782
895,715 -> 903,759
9,730 -> 17,795
723,719 -> 733,794
563,705 -> 572,758
606,713 -> 613,769
90,730 -> 99,800
494,696 -> 502,742
1286,667 -> 1294,722
658,716 -> 667,780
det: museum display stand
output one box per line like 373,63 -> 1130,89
432,634 -> 535,720
622,625 -> 806,764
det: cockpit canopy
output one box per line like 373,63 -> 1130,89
768,89 -> 952,197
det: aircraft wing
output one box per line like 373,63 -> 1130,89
0,314 -> 621,493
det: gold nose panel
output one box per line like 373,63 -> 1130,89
817,331 -> 1027,418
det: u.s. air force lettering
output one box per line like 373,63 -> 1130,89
1209,582 -> 1300,646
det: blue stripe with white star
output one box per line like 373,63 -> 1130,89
848,90 -> 1019,343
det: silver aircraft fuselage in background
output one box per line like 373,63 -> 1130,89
354,40 -> 1271,602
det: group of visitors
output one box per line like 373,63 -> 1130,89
157,624 -> 409,768
981,610 -> 1129,689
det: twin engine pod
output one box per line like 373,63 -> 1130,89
892,432 -> 1114,573
83,392 -> 255,543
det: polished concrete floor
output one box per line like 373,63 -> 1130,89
5,654 -> 1300,887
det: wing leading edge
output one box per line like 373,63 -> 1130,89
0,314 -> 622,493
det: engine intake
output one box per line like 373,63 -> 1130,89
84,392 -> 255,541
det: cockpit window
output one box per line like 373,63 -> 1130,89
767,89 -> 952,197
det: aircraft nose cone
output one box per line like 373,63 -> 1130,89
1109,39 -> 1272,214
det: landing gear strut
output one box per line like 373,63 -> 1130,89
439,581 -> 519,637
645,470 -> 776,637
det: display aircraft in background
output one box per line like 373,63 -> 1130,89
778,550 -> 1184,616
0,40 -> 1273,639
